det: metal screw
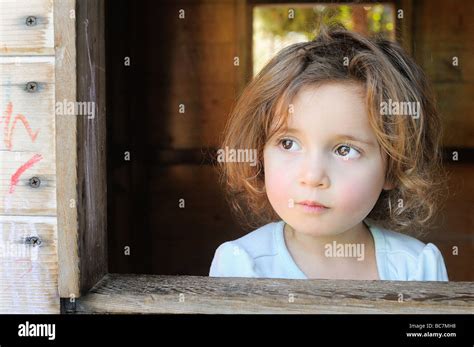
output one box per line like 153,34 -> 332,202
25,236 -> 42,246
29,176 -> 41,188
26,82 -> 38,93
26,16 -> 37,26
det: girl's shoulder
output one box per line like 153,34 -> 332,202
208,221 -> 282,277
367,221 -> 449,281
370,223 -> 426,255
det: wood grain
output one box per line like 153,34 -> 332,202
0,57 -> 56,216
413,0 -> 474,147
0,0 -> 58,313
75,0 -> 108,295
0,0 -> 54,55
55,0 -> 80,300
73,273 -> 474,314
0,215 -> 59,313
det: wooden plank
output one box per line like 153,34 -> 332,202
0,0 -> 54,55
413,0 -> 474,148
0,0 -> 59,313
421,163 -> 474,281
151,2 -> 237,44
0,56 -> 56,215
108,164 -> 243,275
236,0 -> 253,90
0,215 -> 59,313
148,43 -> 237,85
414,0 -> 474,45
395,0 -> 413,56
146,84 -> 237,148
415,44 -> 474,83
54,0 -> 80,299
75,0 -> 107,295
434,83 -> 474,148
412,0 -> 474,84
0,151 -> 56,215
74,273 -> 474,314
0,57 -> 55,153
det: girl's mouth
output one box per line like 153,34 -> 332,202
297,200 -> 329,213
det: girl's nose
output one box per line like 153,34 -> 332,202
299,153 -> 330,188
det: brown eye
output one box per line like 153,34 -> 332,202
280,139 -> 297,151
336,145 -> 351,156
279,139 -> 301,151
335,144 -> 361,159
282,139 -> 293,150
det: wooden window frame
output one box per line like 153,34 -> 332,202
56,0 -> 472,314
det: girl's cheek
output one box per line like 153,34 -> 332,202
264,150 -> 296,208
265,165 -> 291,205
334,167 -> 384,214
335,181 -> 366,213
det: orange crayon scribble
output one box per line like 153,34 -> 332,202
2,102 -> 40,150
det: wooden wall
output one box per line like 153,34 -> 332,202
0,0 -> 60,313
413,0 -> 474,281
106,0 -> 250,275
413,0 -> 474,148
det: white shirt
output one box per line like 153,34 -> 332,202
209,220 -> 449,281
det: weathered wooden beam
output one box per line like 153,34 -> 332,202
75,0 -> 108,295
55,0 -> 80,300
73,273 -> 474,314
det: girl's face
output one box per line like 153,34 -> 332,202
263,82 -> 392,236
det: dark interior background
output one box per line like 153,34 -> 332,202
105,0 -> 474,280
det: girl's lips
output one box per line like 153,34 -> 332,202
298,200 -> 329,208
297,201 -> 329,213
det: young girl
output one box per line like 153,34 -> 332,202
209,27 -> 449,281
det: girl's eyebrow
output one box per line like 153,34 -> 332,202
283,128 -> 375,147
333,134 -> 376,147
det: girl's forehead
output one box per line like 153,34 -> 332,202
266,81 -> 371,139
292,81 -> 366,105
288,84 -> 368,126
266,83 -> 380,144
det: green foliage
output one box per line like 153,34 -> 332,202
254,4 -> 394,40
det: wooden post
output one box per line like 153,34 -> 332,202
74,0 -> 108,296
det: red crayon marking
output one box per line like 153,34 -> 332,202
2,102 -> 40,150
9,154 -> 43,194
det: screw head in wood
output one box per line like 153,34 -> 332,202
26,82 -> 38,93
29,176 -> 41,188
26,16 -> 37,26
25,236 -> 42,246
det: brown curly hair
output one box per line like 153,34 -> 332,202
218,26 -> 447,236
